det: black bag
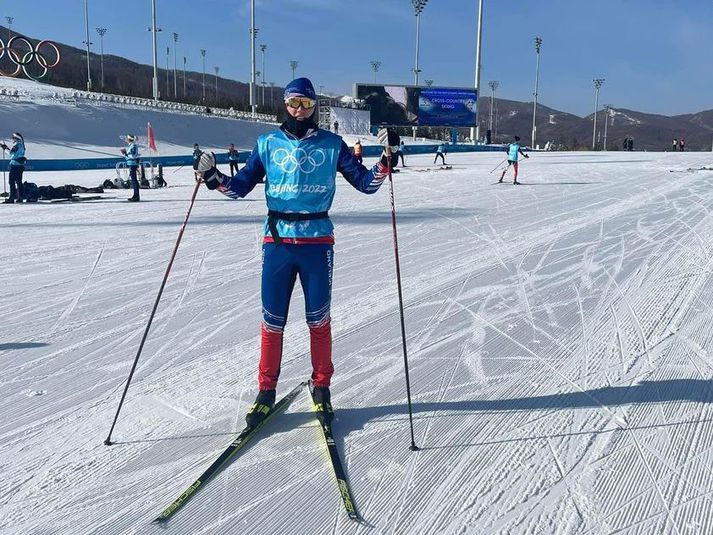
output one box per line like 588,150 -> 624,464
23,182 -> 39,202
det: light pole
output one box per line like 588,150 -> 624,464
200,49 -> 206,102
488,80 -> 498,142
370,60 -> 381,83
148,0 -> 161,101
603,104 -> 612,151
531,36 -> 542,149
165,46 -> 170,98
411,0 -> 428,141
592,78 -> 605,149
411,0 -> 428,85
425,79 -> 434,87
5,16 -> 13,42
183,56 -> 187,99
269,82 -> 275,110
83,0 -> 93,91
96,28 -> 107,92
173,33 -> 178,99
214,66 -> 219,102
471,0 -> 484,144
290,60 -> 298,79
260,44 -> 267,107
249,0 -> 257,118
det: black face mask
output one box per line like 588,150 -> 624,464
282,114 -> 318,140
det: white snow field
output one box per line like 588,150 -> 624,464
2,149 -> 713,535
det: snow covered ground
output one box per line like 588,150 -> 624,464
2,150 -> 713,535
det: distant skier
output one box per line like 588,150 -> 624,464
398,140 -> 406,167
120,134 -> 141,202
194,77 -> 395,427
434,143 -> 447,165
353,139 -> 363,163
498,135 -> 529,185
627,137 -> 634,151
679,139 -> 685,152
228,143 -> 239,175
333,120 -> 339,134
672,139 -> 678,152
1,132 -> 26,204
192,143 -> 202,182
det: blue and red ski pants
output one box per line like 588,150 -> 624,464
259,242 -> 334,390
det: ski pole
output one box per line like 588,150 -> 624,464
2,148 -> 6,197
104,178 -> 202,446
489,158 -> 507,173
385,146 -> 419,452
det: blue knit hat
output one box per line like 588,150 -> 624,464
284,77 -> 316,101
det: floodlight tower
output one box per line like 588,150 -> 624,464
411,0 -> 428,85
370,60 -> 381,83
531,37 -> 542,149
290,60 -> 298,79
488,80 -> 499,140
592,78 -> 605,149
260,44 -> 267,107
83,0 -> 93,91
200,49 -> 207,102
148,0 -> 162,100
96,28 -> 107,91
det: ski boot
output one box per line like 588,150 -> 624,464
245,389 -> 276,427
313,386 -> 334,426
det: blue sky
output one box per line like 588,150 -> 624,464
2,0 -> 712,117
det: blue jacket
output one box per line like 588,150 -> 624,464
436,144 -> 446,154
8,140 -> 26,167
125,142 -> 140,167
507,143 -> 522,161
217,126 -> 388,240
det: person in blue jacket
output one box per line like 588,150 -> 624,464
120,134 -> 141,201
499,135 -> 529,185
2,132 -> 27,204
227,143 -> 240,175
195,77 -> 397,427
434,143 -> 447,165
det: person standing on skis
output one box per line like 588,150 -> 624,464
499,135 -> 529,185
195,77 -> 398,427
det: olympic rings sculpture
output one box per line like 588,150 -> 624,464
0,36 -> 61,81
272,147 -> 326,174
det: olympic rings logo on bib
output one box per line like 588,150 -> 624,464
0,36 -> 61,81
272,147 -> 326,174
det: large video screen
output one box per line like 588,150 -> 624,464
354,84 -> 477,127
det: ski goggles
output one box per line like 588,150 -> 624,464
285,96 -> 316,109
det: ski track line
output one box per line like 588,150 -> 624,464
50,242 -> 105,334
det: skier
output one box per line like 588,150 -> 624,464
398,140 -> 406,167
228,143 -> 239,175
679,139 -> 685,152
353,139 -> 363,163
1,132 -> 26,204
195,77 -> 396,426
672,138 -> 678,152
498,135 -> 529,185
433,143 -> 447,165
120,134 -> 141,202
